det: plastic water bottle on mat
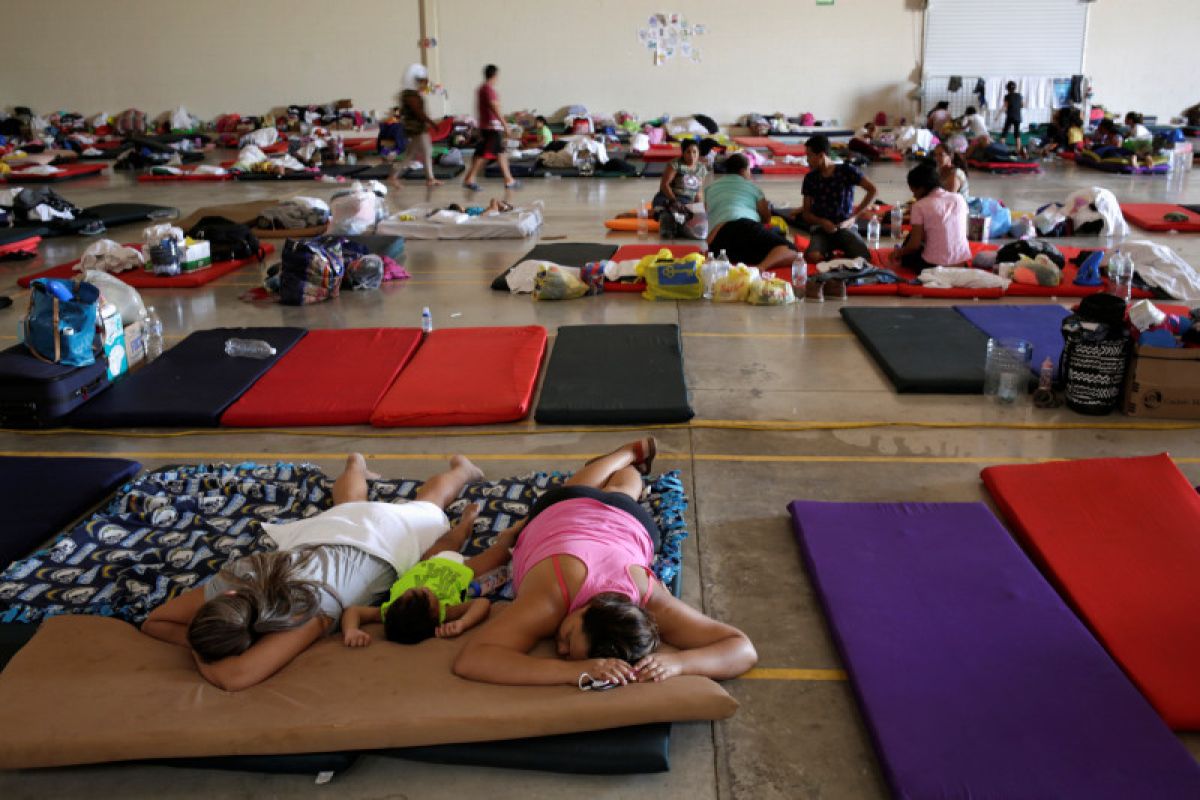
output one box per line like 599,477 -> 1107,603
866,214 -> 881,248
790,252 -> 808,296
224,338 -> 277,359
421,306 -> 434,334
890,205 -> 904,242
701,253 -> 716,300
468,564 -> 512,598
143,306 -> 164,363
637,200 -> 649,238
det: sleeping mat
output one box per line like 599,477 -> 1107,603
788,500 -> 1200,799
840,307 -> 989,393
982,453 -> 1200,729
18,244 -> 273,290
954,304 -> 1070,375
1121,203 -> 1200,232
370,326 -> 547,426
67,327 -> 306,428
221,328 -> 423,427
491,242 -> 619,291
535,324 -> 694,424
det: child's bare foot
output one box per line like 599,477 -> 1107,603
450,454 -> 485,483
346,452 -> 382,480
426,178 -> 443,187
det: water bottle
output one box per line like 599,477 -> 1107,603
224,338 -> 277,359
866,214 -> 881,248
890,205 -> 904,242
143,306 -> 164,363
1108,251 -> 1133,300
701,253 -> 716,300
718,249 -> 731,272
421,306 -> 434,334
636,200 -> 649,238
790,252 -> 808,295
468,564 -> 512,598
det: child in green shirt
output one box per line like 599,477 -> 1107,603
340,504 -> 521,645
535,115 -> 553,148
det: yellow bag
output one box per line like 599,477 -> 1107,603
711,264 -> 758,303
533,264 -> 588,301
636,249 -> 704,301
746,275 -> 795,305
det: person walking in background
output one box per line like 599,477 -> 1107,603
462,64 -> 518,191
395,64 -> 441,187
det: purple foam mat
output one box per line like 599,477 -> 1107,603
954,304 -> 1070,375
788,500 -> 1200,799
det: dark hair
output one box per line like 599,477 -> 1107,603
698,137 -> 719,156
535,115 -> 547,125
1006,81 -> 1017,91
484,64 -> 498,80
1126,111 -> 1144,125
723,153 -> 750,174
965,106 -> 977,115
934,143 -> 968,173
935,101 -> 950,111
583,594 -> 660,662
188,551 -> 322,663
908,160 -> 943,194
680,138 -> 700,153
1098,118 -> 1117,133
383,590 -> 437,645
806,134 -> 831,155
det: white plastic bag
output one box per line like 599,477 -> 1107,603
142,223 -> 184,250
169,106 -> 196,131
83,270 -> 146,324
78,239 -> 145,274
239,127 -> 279,148
328,191 -> 379,235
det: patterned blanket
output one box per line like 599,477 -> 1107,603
0,463 -> 688,624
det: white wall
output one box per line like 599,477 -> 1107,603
431,0 -> 924,126
2,0 -> 421,120
1086,0 -> 1200,122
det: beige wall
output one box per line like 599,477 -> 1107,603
3,0 -> 420,120
1086,0 -> 1200,122
431,0 -> 924,126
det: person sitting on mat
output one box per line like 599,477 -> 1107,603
141,453 -> 486,691
454,438 -> 757,688
926,101 -> 952,136
340,503 -> 518,646
932,143 -> 969,198
533,115 -> 553,149
848,122 -> 882,161
960,106 -> 988,139
890,160 -> 970,273
461,64 -> 519,191
964,133 -> 1019,164
794,134 -> 878,264
394,63 -> 442,187
653,139 -> 708,237
703,153 -> 797,269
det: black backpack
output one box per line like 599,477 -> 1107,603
995,239 -> 1065,269
186,216 -> 264,263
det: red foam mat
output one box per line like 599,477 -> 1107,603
137,167 -> 232,183
2,163 -> 106,183
641,145 -> 682,162
966,159 -> 1041,174
982,454 -> 1200,730
0,234 -> 40,257
17,243 -> 274,289
1121,203 -> 1200,233
370,326 -> 547,427
221,328 -> 423,427
759,164 -> 810,175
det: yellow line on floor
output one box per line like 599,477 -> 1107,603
740,668 -> 847,682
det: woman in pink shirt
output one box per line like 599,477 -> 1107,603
892,160 -> 971,272
455,438 -> 757,687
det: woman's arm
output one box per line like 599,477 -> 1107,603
635,591 -> 757,682
194,615 -> 329,692
658,164 -> 677,201
141,587 -> 208,647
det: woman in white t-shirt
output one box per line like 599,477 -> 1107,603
141,453 -> 484,690
961,106 -> 989,139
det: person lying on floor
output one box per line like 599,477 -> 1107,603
963,134 -> 1023,164
703,153 -> 796,270
340,503 -> 517,646
793,134 -> 878,264
454,438 -> 758,687
890,160 -> 970,273
141,453 -> 487,691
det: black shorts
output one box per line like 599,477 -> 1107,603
474,129 -> 504,160
708,218 -> 795,266
525,485 -> 661,552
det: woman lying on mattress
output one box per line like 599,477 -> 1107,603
454,438 -> 758,688
141,453 -> 508,691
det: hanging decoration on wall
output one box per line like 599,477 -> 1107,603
637,14 -> 705,66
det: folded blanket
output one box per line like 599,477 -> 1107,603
918,266 -> 1010,290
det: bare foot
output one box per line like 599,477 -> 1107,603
346,452 -> 382,481
426,178 -> 443,187
450,454 -> 485,484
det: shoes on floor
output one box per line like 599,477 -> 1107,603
463,182 -> 481,192
805,281 -> 825,303
824,278 -> 848,301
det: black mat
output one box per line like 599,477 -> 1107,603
540,162 -> 647,178
491,242 -> 619,291
318,164 -> 369,178
234,170 -> 321,181
401,164 -> 465,180
68,328 -> 307,428
0,456 -> 140,570
840,307 -> 990,393
643,161 -> 669,177
13,203 -> 177,238
486,160 -> 541,178
536,324 -> 694,424
352,164 -> 392,180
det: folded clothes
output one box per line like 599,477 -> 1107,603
918,267 -> 1010,290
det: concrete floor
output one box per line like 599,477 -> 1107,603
1,152 -> 1199,799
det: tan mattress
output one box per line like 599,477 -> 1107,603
0,615 -> 738,769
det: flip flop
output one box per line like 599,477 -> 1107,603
584,436 -> 658,476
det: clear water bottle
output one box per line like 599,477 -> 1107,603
421,306 -> 434,334
701,253 -> 716,300
866,214 -> 881,248
468,564 -> 512,598
790,252 -> 808,295
718,249 -> 731,272
143,306 -> 164,363
890,205 -> 904,242
636,200 -> 649,238
1108,250 -> 1134,300
224,338 -> 276,359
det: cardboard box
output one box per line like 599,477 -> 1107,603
180,238 -> 212,273
99,304 -> 128,380
1123,345 -> 1200,419
124,320 -> 145,368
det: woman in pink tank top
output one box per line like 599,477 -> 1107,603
455,438 -> 757,688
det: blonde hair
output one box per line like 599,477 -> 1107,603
188,550 -> 323,663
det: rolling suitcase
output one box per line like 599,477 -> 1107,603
0,344 -> 110,427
